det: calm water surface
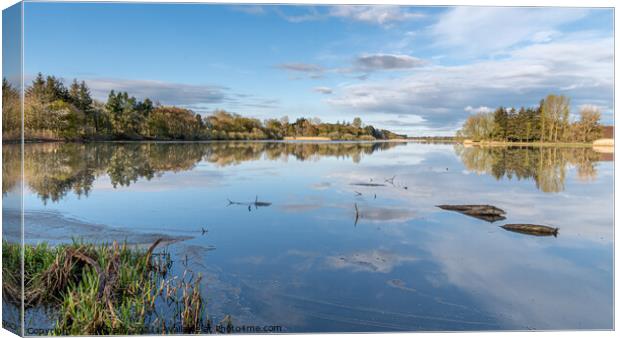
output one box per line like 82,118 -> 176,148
2,142 -> 614,332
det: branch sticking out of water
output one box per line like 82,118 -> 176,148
226,196 -> 272,211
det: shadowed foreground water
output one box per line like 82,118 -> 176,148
2,142 -> 614,332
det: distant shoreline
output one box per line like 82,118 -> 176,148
3,137 -> 612,150
460,139 -> 616,149
5,138 -> 411,144
461,140 -> 595,147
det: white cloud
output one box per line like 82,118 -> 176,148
276,63 -> 325,79
74,77 -> 279,113
355,53 -> 426,71
277,63 -> 324,73
431,7 -> 589,56
244,5 -> 424,26
279,54 -> 426,81
356,113 -> 436,136
531,30 -> 562,43
84,78 -> 228,105
464,106 -> 493,114
230,5 -> 266,15
327,36 -> 613,131
328,5 -> 424,26
275,6 -> 322,23
313,86 -> 333,95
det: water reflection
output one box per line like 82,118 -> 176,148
3,142 -> 403,203
2,142 -> 611,205
455,145 -> 608,192
2,143 -> 21,194
2,141 -> 613,331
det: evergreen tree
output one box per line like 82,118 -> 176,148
69,79 -> 80,104
44,75 -> 68,102
493,107 -> 508,140
26,72 -> 46,98
78,81 -> 93,111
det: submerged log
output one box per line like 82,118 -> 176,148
436,204 -> 506,223
501,224 -> 559,237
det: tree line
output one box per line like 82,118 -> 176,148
457,94 -> 604,143
2,74 -> 405,141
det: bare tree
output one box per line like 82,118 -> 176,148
541,94 -> 570,142
352,117 -> 363,129
576,105 -> 602,142
459,112 -> 496,141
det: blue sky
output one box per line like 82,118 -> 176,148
22,3 -> 613,135
3,2 -> 21,88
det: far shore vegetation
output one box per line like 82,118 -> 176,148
456,94 -> 608,145
2,74 -> 405,142
2,75 -> 612,146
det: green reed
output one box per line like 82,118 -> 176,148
2,239 -> 210,335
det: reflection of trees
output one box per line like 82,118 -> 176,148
203,141 -> 398,166
23,143 -> 100,202
2,145 -> 21,194
4,141 -> 402,203
455,145 -> 604,193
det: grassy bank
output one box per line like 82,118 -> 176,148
283,136 -> 331,141
2,240 -> 210,335
461,140 -> 597,148
409,138 -> 605,148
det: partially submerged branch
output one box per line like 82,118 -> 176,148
437,204 -> 506,222
500,224 -> 559,237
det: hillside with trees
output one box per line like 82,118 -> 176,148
457,94 -> 604,143
2,74 -> 406,142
